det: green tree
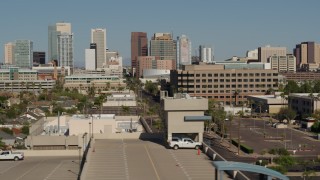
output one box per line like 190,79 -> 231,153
278,107 -> 296,123
21,125 -> 30,135
313,80 -> 320,93
1,127 -> 13,135
145,80 -> 158,95
121,105 -> 130,115
300,81 -> 313,93
0,137 -> 5,149
284,80 -> 300,94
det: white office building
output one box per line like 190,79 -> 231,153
14,40 -> 33,68
91,28 -> 106,69
176,35 -> 191,70
85,49 -> 96,70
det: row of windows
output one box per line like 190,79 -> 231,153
180,73 -> 278,77
193,89 -> 267,94
180,78 -> 278,83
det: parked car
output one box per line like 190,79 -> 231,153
169,137 -> 202,150
0,151 -> 24,161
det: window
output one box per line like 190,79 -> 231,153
208,79 -> 212,83
208,73 -> 212,77
196,74 -> 200,77
202,74 -> 206,77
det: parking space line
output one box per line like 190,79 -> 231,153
43,160 -> 65,180
0,161 -> 22,174
144,145 -> 160,180
15,159 -> 45,180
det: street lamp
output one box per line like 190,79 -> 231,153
78,146 -> 81,174
89,122 -> 92,138
91,115 -> 94,139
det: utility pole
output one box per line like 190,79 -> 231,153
238,117 -> 241,155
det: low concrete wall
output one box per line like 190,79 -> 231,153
19,150 -> 79,157
202,142 -> 250,180
94,132 -> 142,139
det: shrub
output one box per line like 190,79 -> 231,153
231,139 -> 254,154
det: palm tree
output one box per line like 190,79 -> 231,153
233,89 -> 241,106
20,81 -> 25,92
147,106 -> 157,128
308,93 -> 315,114
79,84 -> 83,94
121,105 -> 130,115
38,84 -> 42,94
32,82 -> 35,94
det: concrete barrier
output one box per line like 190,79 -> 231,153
18,149 -> 79,157
202,142 -> 250,180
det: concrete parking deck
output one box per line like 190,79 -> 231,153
82,139 -> 231,180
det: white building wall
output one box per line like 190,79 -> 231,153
200,45 -> 213,63
85,49 -> 96,70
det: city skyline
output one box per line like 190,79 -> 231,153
1,0 -> 320,67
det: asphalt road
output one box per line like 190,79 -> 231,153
0,156 -> 79,180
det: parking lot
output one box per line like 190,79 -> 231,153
228,118 -> 320,155
83,139 -> 231,180
0,156 -> 79,180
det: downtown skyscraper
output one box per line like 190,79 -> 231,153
176,35 -> 191,70
91,28 -> 106,69
48,22 -> 74,71
4,42 -> 15,65
150,33 -> 176,69
14,40 -> 33,68
131,32 -> 148,75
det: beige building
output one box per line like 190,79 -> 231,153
247,93 -> 287,114
171,64 -> 279,106
269,54 -> 296,72
91,28 -> 106,68
258,45 -> 287,63
63,74 -> 125,93
162,93 -> 210,143
137,56 -> 175,78
4,42 -> 15,65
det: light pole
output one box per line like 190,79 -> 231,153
91,116 -> 94,139
237,116 -> 241,155
263,110 -> 267,138
78,146 -> 81,174
89,122 -> 92,139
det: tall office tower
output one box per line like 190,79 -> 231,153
33,51 -> 46,65
14,40 -> 33,68
294,42 -> 320,68
150,33 -> 176,69
199,45 -> 213,63
176,35 -> 191,70
258,45 -> 287,63
48,22 -> 72,62
91,28 -> 106,69
57,33 -> 74,69
131,32 -> 148,75
4,42 -> 15,64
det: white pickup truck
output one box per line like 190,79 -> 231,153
0,151 -> 24,161
169,137 -> 202,150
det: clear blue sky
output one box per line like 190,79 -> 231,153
1,0 -> 320,67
